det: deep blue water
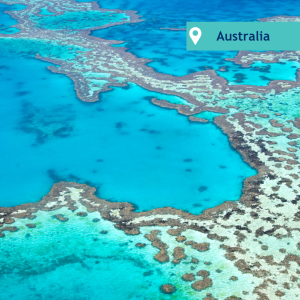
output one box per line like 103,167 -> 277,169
0,3 -> 25,34
89,0 -> 300,80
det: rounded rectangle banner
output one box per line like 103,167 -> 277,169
187,22 -> 300,50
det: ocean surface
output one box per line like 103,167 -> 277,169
90,0 -> 300,81
0,204 -> 258,300
0,52 -> 256,213
2,0 -> 300,213
0,1 -> 298,299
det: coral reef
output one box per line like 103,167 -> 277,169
0,0 -> 299,298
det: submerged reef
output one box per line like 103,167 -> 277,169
0,183 -> 265,299
0,180 -> 299,299
0,0 -> 299,298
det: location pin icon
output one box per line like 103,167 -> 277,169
189,27 -> 202,45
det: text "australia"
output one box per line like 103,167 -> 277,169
217,31 -> 270,41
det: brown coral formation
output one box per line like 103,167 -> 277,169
197,270 -> 210,278
160,284 -> 177,294
172,247 -> 186,264
176,235 -> 187,242
53,214 -> 69,222
185,241 -> 210,252
192,277 -> 212,291
76,212 -> 87,217
144,230 -> 169,263
182,273 -> 195,281
25,224 -> 36,228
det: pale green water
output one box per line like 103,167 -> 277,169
0,190 -> 258,300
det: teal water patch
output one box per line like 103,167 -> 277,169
0,3 -> 25,34
0,52 -> 256,213
0,194 -> 257,299
0,37 -> 89,60
112,41 -> 127,47
0,207 -> 189,300
39,6 -> 55,15
216,59 -> 300,86
193,111 -> 222,122
31,10 -> 129,31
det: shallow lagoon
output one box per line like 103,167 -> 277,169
0,52 -> 256,213
0,197 -> 257,300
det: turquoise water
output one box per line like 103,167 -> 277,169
193,111 -> 222,122
0,210 -> 178,300
39,6 -> 54,15
0,37 -> 88,60
2,1 -> 297,299
0,52 -> 256,213
0,201 -> 258,300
